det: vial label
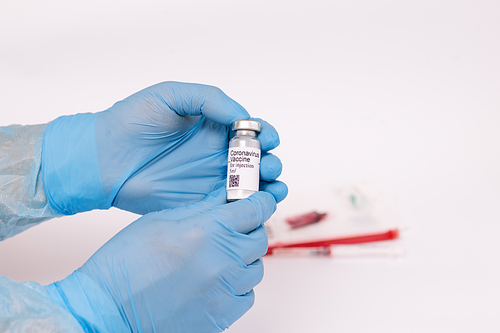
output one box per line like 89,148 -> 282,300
227,147 -> 261,192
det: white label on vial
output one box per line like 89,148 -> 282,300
227,147 -> 261,191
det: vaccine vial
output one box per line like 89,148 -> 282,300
226,120 -> 261,202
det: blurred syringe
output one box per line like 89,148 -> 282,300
269,244 -> 405,258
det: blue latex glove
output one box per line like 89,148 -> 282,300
42,81 -> 286,215
45,189 -> 275,332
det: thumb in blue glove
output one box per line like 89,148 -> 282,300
42,81 -> 285,215
45,188 -> 276,332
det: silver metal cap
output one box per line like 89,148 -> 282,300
231,120 -> 261,132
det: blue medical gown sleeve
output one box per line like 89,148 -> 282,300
0,276 -> 84,332
0,124 -> 62,241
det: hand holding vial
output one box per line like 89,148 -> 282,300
41,82 -> 287,215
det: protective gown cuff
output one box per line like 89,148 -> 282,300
0,275 -> 84,332
45,272 -> 129,333
0,124 -> 64,241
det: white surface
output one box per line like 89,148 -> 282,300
1,0 -> 499,332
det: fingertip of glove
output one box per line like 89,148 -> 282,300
261,181 -> 288,204
252,118 -> 280,151
260,155 -> 283,181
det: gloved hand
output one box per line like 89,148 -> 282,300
46,188 -> 275,333
42,81 -> 286,215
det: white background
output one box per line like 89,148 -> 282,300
1,0 -> 499,332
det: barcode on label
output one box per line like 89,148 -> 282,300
228,175 -> 240,188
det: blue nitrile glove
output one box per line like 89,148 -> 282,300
42,81 -> 285,215
45,188 -> 275,333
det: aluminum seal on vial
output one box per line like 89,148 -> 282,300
231,120 -> 261,132
226,120 -> 261,202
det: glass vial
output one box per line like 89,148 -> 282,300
226,120 -> 261,202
